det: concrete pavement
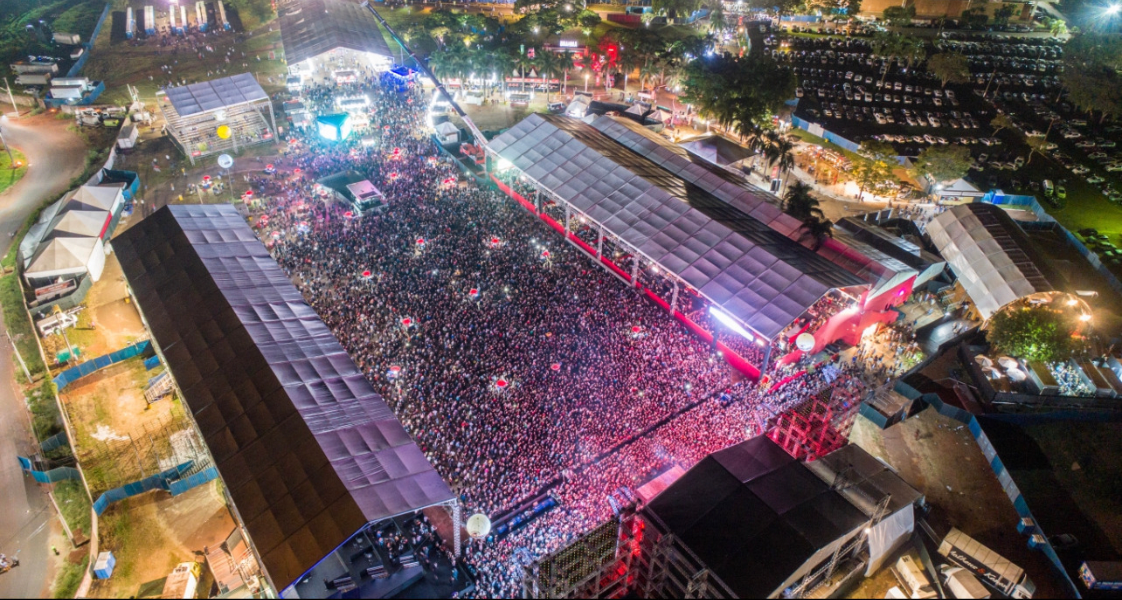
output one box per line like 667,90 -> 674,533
0,113 -> 90,599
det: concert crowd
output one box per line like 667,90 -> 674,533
243,72 -> 870,598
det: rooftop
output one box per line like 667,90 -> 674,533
114,205 -> 453,591
277,0 -> 394,66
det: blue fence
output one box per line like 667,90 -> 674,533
143,355 -> 161,370
790,115 -> 862,153
876,384 -> 1080,597
18,455 -> 82,484
65,3 -> 111,78
168,466 -> 219,496
92,461 -> 193,515
40,431 -> 69,453
54,341 -> 152,390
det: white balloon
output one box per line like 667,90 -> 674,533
465,513 -> 491,539
795,332 -> 815,353
217,154 -> 234,169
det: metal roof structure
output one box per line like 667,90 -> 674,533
278,0 -> 394,66
489,114 -> 866,340
926,203 -> 1056,319
644,436 -> 870,599
164,73 -> 268,118
115,205 -> 453,591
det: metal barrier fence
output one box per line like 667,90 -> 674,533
65,3 -> 111,78
17,455 -> 82,483
53,341 -> 152,390
168,466 -> 220,496
91,461 -> 193,515
40,431 -> 69,453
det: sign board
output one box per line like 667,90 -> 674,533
35,279 -> 77,300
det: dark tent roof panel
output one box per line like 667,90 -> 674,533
115,205 -> 453,591
644,437 -> 868,599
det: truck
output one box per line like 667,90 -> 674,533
15,73 -> 51,86
52,32 -> 81,45
938,528 -> 1036,599
895,554 -> 938,599
941,565 -> 991,599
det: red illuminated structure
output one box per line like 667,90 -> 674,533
769,384 -> 861,461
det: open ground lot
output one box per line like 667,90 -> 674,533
89,481 -> 234,599
849,409 -> 1066,598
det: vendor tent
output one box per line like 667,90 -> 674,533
45,209 -> 110,240
25,237 -> 105,282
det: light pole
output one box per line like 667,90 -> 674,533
584,72 -> 589,93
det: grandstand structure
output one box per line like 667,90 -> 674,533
487,114 -> 925,378
158,73 -> 279,164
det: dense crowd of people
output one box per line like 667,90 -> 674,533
239,71 -> 883,598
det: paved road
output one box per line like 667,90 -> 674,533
0,114 -> 89,599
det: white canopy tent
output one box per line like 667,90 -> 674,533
25,237 -> 106,283
927,203 -> 1056,319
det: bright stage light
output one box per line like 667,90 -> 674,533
708,306 -> 755,342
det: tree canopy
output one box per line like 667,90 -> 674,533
914,144 -> 973,184
927,52 -> 970,88
783,182 -> 824,222
678,52 -> 793,138
988,307 -> 1074,363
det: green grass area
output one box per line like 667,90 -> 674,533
54,478 -> 93,537
0,0 -> 102,78
51,554 -> 88,600
0,148 -> 28,196
86,10 -> 286,106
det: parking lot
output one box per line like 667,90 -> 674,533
781,28 -> 1122,276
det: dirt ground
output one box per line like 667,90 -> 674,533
88,481 -> 234,599
43,253 -> 148,361
59,357 -> 187,493
849,410 -> 1067,599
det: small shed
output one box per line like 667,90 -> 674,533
434,121 -> 459,146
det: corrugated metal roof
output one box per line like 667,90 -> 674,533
164,73 -> 268,117
278,0 -> 393,66
115,205 -> 453,591
927,203 -> 1055,319
489,114 -> 866,340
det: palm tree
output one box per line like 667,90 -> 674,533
764,134 -> 796,195
515,53 -> 535,93
783,182 -> 823,221
798,217 -> 834,251
535,51 -> 564,103
559,50 -> 575,95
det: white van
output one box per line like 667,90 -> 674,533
1043,179 -> 1054,197
896,555 -> 938,599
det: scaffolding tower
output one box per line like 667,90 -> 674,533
769,383 -> 861,461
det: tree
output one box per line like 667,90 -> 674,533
870,33 -> 925,87
1047,17 -> 1068,38
799,217 -> 834,251
992,5 -> 1016,27
678,52 -> 794,138
852,140 -> 898,201
534,50 -> 564,102
914,144 -> 973,184
1062,64 -> 1122,123
927,52 -> 970,88
766,134 -> 797,195
783,182 -> 824,221
709,2 -> 727,33
882,5 -> 915,27
961,8 -> 988,28
988,307 -> 1074,363
652,0 -> 702,20
1025,135 -> 1049,165
990,113 -> 1015,136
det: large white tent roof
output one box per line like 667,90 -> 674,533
278,0 -> 394,66
67,184 -> 124,213
46,209 -> 109,240
489,114 -> 866,340
164,73 -> 268,117
927,203 -> 1055,319
26,237 -> 100,278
